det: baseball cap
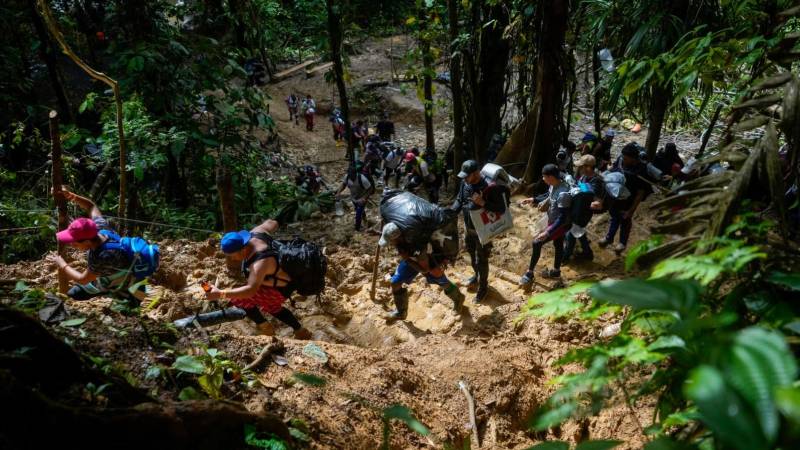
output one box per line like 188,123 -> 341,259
457,160 -> 480,178
378,223 -> 401,247
574,154 -> 596,168
220,230 -> 251,254
56,217 -> 99,243
582,132 -> 597,142
404,152 -> 416,163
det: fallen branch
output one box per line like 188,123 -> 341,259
458,380 -> 480,448
243,338 -> 285,372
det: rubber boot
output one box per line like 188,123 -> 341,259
386,288 -> 408,321
444,283 -> 464,313
173,307 -> 247,329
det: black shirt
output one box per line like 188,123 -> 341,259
376,120 -> 395,141
450,176 -> 509,230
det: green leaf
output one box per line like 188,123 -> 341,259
198,370 -> 224,399
643,437 -> 696,450
145,365 -> 162,380
775,386 -> 800,423
172,355 -> 204,374
531,401 -> 577,430
575,441 -> 623,450
647,335 -> 686,352
766,271 -> 800,291
60,317 -> 87,327
292,372 -> 327,387
383,404 -> 430,436
589,279 -> 700,316
13,281 -> 29,292
244,424 -> 290,450
178,386 -> 205,400
525,442 -> 569,450
522,282 -> 593,319
783,321 -> 800,335
684,365 -> 766,450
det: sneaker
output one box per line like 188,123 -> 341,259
293,327 -> 313,340
518,271 -> 534,286
386,309 -> 407,321
613,243 -> 626,254
597,238 -> 612,248
473,287 -> 488,303
541,268 -> 561,279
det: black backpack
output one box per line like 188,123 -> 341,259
245,234 -> 327,297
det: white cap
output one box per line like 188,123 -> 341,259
378,223 -> 402,246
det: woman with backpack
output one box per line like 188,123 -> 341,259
204,219 -> 312,339
47,189 -> 153,307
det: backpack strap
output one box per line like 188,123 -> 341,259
242,234 -> 291,287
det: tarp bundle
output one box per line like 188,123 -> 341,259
380,190 -> 459,258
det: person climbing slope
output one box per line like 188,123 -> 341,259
301,94 -> 316,131
285,93 -> 299,125
336,162 -> 375,231
518,164 -> 572,285
562,154 -> 605,263
47,189 -> 158,308
204,219 -> 312,339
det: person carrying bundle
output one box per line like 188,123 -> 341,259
203,219 -> 316,339
562,154 -> 605,263
379,191 -> 464,321
47,189 -> 159,309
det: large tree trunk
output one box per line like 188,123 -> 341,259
28,0 -> 72,122
326,0 -> 354,161
49,111 -> 69,294
496,0 -> 568,185
462,2 -> 510,163
645,85 -> 670,159
420,8 -> 435,152
447,0 -> 465,171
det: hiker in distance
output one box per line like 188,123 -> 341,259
203,219 -> 312,339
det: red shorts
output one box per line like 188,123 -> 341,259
230,286 -> 286,315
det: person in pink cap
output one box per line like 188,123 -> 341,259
47,189 -> 144,305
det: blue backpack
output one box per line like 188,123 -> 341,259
98,230 -> 160,279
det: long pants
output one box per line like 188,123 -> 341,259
353,201 -> 366,230
465,231 -> 491,291
68,282 -> 145,306
564,232 -> 592,260
384,167 -> 401,187
305,113 -> 314,130
605,206 -> 632,246
244,307 -> 302,330
528,235 -> 565,272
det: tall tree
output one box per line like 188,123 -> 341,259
27,0 -> 71,122
446,0 -> 464,170
326,0 -> 354,161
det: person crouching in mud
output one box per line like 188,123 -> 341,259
379,222 -> 464,321
203,219 -> 312,339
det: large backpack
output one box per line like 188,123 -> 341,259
98,229 -> 160,279
246,233 -> 327,297
570,182 -> 596,227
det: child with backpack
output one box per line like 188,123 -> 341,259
204,219 -> 314,339
518,164 -> 572,285
336,162 -> 375,231
47,189 -> 158,307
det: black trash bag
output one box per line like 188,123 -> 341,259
173,307 -> 248,329
380,190 -> 459,255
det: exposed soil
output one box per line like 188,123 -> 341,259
0,36 -> 685,449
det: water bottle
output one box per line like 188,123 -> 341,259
598,48 -> 615,72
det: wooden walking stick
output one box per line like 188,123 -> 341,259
370,242 -> 381,301
49,111 -> 69,294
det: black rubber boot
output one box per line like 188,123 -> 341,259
387,288 -> 409,321
444,283 -> 465,313
173,307 -> 247,328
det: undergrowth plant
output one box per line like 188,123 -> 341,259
522,213 -> 800,449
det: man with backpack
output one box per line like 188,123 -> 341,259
336,162 -> 375,231
47,189 -> 158,307
404,152 -> 438,203
563,155 -> 605,264
449,160 -> 510,302
301,94 -> 316,131
381,142 -> 404,188
376,112 -> 395,142
285,93 -> 299,125
204,219 -> 314,339
379,221 -> 464,321
363,135 -> 383,179
599,143 -> 653,254
518,164 -> 572,285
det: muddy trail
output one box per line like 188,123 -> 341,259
0,36 -> 691,449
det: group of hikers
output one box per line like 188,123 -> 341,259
284,93 -> 316,131
50,110 -> 694,337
